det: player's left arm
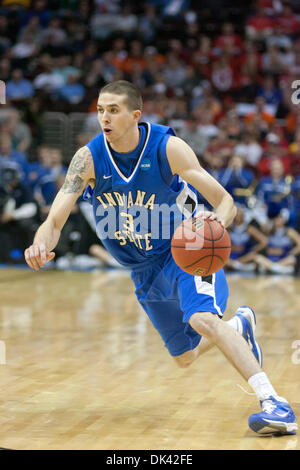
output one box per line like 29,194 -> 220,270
166,136 -> 237,227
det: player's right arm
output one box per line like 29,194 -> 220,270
25,146 -> 94,271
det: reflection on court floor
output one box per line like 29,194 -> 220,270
0,268 -> 299,450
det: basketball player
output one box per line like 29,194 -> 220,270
24,81 -> 297,436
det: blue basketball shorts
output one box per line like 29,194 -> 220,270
131,251 -> 229,357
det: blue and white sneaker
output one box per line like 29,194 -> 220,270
249,396 -> 298,435
234,306 -> 263,367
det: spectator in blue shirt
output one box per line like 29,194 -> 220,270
58,73 -> 85,105
218,154 -> 255,206
255,211 -> 300,274
256,158 -> 297,227
6,69 -> 34,101
256,75 -> 283,108
24,144 -> 52,192
0,134 -> 28,180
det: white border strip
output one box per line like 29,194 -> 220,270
194,273 -> 223,317
103,122 -> 151,183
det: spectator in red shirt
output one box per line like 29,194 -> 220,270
210,55 -> 234,93
214,22 -> 244,56
246,6 -> 275,40
275,4 -> 300,35
239,41 -> 262,80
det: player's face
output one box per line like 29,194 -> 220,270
97,93 -> 140,146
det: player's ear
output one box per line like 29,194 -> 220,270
133,109 -> 142,122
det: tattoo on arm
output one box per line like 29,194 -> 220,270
61,175 -> 84,193
61,147 -> 92,194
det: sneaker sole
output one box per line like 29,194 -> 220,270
249,418 -> 298,435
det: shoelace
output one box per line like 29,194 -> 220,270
262,399 -> 277,414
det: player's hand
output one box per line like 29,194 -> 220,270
195,211 -> 225,227
24,242 -> 55,271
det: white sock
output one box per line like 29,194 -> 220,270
226,317 -> 242,334
248,372 -> 282,402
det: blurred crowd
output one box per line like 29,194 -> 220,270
1,0 -> 300,274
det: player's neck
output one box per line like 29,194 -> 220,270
109,126 -> 140,154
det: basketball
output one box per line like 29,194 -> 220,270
171,217 -> 231,276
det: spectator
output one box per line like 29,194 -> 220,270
0,165 -> 37,263
218,154 -> 255,206
245,96 -> 275,133
205,152 -> 225,181
137,4 -> 161,44
0,134 -> 28,177
51,55 -> 80,87
41,17 -> 68,49
258,132 -> 291,177
203,130 -> 234,167
84,59 -> 105,89
194,107 -> 219,139
218,110 -> 243,140
261,43 -> 288,75
256,158 -> 295,224
246,5 -> 275,40
275,3 -> 300,35
163,52 -> 187,89
213,22 -> 243,56
178,118 -> 209,160
20,0 -> 51,29
210,55 -> 234,94
24,144 -> 52,191
33,55 -> 64,92
120,40 -> 147,75
256,75 -> 283,109
239,41 -> 262,82
10,31 -> 40,61
58,73 -> 85,105
234,131 -> 263,171
18,17 -> 43,45
1,108 -> 32,153
6,69 -> 34,101
90,9 -> 120,40
115,5 -> 139,37
255,212 -> 300,274
47,147 -> 68,180
226,207 -> 267,272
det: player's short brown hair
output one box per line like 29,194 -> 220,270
99,80 -> 143,111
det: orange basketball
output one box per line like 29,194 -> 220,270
171,218 -> 231,276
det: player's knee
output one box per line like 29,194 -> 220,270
189,312 -> 220,341
173,350 -> 197,368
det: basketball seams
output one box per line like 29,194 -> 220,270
171,245 -> 232,249
183,254 -> 226,270
206,220 -> 214,275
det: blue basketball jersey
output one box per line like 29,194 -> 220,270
83,122 -> 198,269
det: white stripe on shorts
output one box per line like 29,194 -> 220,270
194,274 -> 223,317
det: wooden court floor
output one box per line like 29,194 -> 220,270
0,267 -> 299,450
